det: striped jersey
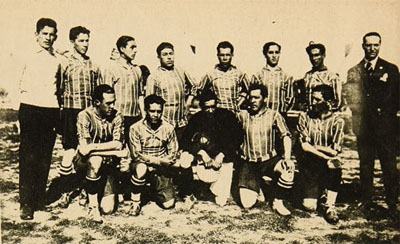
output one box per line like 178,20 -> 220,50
199,65 -> 248,112
77,106 -> 124,143
252,66 -> 294,113
102,59 -> 143,117
297,112 -> 345,152
239,107 -> 291,162
303,68 -> 342,110
129,119 -> 178,160
60,51 -> 100,109
146,66 -> 197,128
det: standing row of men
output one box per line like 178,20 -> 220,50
18,18 -> 398,224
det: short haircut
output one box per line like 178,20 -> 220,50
36,18 -> 57,33
306,42 -> 326,56
248,83 -> 268,98
217,41 -> 234,54
116,35 -> 135,53
199,90 -> 218,107
156,42 -> 174,56
362,32 -> 381,43
144,94 -> 166,110
69,26 -> 90,41
262,41 -> 281,56
311,84 -> 334,102
92,84 -> 115,103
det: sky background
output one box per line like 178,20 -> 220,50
0,0 -> 399,107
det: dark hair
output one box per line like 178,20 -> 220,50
36,18 -> 57,33
248,83 -> 268,98
363,32 -> 381,43
217,41 -> 234,54
92,84 -> 115,103
262,41 -> 281,56
69,26 -> 90,41
306,42 -> 326,56
116,35 -> 135,53
144,94 -> 166,110
156,42 -> 174,56
199,90 -> 218,107
311,84 -> 334,102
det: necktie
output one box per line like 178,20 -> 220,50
365,61 -> 373,76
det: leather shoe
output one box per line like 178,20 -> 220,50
20,206 -> 34,220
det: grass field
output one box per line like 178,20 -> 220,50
0,109 -> 399,243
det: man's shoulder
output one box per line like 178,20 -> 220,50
377,58 -> 399,71
161,120 -> 175,132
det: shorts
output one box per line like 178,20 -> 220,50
132,162 -> 176,204
238,156 -> 282,193
297,152 -> 342,199
61,108 -> 81,149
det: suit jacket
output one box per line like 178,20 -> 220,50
344,57 -> 399,136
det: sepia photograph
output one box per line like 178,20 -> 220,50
0,0 -> 399,243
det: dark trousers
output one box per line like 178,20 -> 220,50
19,103 -> 60,211
357,131 -> 399,208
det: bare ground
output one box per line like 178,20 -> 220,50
0,109 -> 399,243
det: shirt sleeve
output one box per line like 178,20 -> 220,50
273,111 -> 291,138
166,126 -> 179,160
297,112 -> 311,143
101,63 -> 116,87
199,73 -> 212,95
77,111 -> 92,142
128,124 -> 142,159
238,71 -> 249,98
112,113 -> 124,142
145,74 -> 157,96
184,71 -> 198,96
331,73 -> 342,109
331,116 -> 345,152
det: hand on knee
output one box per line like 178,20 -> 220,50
135,163 -> 148,179
100,195 -> 116,215
87,156 -> 103,179
240,188 -> 258,209
302,198 -> 318,211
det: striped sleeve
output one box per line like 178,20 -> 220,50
331,116 -> 345,152
101,64 -> 116,86
112,113 -> 124,142
297,112 -> 311,143
128,124 -> 142,159
77,110 -> 92,142
145,74 -> 157,96
283,75 -> 294,109
274,111 -> 291,138
184,70 -> 197,96
166,126 -> 179,160
199,73 -> 212,94
238,72 -> 249,98
332,73 -> 342,109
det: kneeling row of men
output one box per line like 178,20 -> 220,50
52,82 -> 344,225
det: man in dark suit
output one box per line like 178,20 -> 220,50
344,32 -> 399,218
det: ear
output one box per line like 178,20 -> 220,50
54,34 -> 58,42
93,99 -> 101,106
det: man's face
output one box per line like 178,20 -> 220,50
362,35 -> 381,61
308,48 -> 325,68
36,26 -> 57,50
97,93 -> 116,117
72,33 -> 89,56
217,48 -> 233,66
120,40 -> 137,61
265,45 -> 280,67
159,48 -> 174,68
146,103 -> 163,126
203,99 -> 217,114
249,89 -> 266,114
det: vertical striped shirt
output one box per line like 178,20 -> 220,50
77,106 -> 124,143
199,65 -> 248,112
102,59 -> 143,117
146,66 -> 197,128
129,119 -> 178,160
303,68 -> 342,110
60,51 -> 100,109
252,66 -> 294,113
297,112 -> 345,152
239,108 -> 291,162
